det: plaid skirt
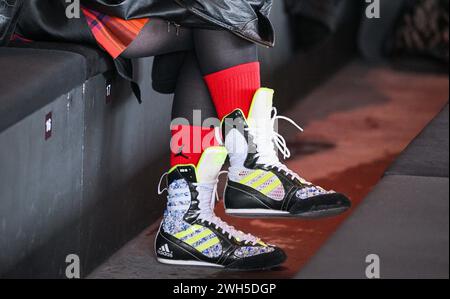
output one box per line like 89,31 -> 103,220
81,7 -> 149,59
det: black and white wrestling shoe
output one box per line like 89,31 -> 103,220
221,88 -> 351,218
155,146 -> 286,270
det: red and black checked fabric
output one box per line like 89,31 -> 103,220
82,7 -> 149,59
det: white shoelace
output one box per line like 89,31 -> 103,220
246,107 -> 313,185
195,181 -> 259,245
157,172 -> 169,195
157,173 -> 259,245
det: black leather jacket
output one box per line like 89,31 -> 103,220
2,0 -> 274,47
82,0 -> 275,47
0,0 -> 23,46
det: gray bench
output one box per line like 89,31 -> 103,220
0,45 -> 173,278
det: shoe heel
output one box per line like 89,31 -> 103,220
224,181 -> 269,211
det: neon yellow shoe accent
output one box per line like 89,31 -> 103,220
197,146 -> 228,169
251,172 -> 274,189
196,146 -> 228,183
258,240 -> 268,247
185,229 -> 214,246
174,225 -> 203,239
239,169 -> 264,185
248,88 -> 274,120
260,179 -> 282,196
196,237 -> 221,252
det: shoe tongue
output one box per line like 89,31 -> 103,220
247,88 -> 274,126
196,147 -> 228,183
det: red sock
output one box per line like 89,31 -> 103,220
204,62 -> 261,120
170,125 -> 218,167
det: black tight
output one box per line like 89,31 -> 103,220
122,19 -> 193,58
172,52 -> 217,124
121,19 -> 258,121
193,29 -> 258,75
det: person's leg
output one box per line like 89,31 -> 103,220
193,29 -> 261,121
193,29 -> 258,74
153,36 -> 285,270
169,29 -> 263,168
121,19 -> 193,58
191,30 -> 352,219
121,20 -> 217,167
123,25 -> 260,123
170,52 -> 218,167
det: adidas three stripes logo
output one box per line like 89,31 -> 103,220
158,244 -> 173,258
238,170 -> 284,199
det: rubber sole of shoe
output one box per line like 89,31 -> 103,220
157,258 -> 284,271
226,206 -> 350,219
226,261 -> 286,272
157,258 -> 225,268
293,206 -> 351,218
